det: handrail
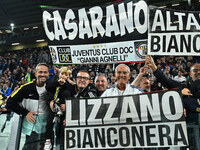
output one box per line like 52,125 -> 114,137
7,113 -> 22,150
1,113 -> 200,150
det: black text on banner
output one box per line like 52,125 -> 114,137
148,7 -> 200,56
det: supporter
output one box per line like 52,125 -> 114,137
131,69 -> 138,79
104,64 -> 112,76
92,64 -> 102,73
14,66 -> 22,81
73,70 -> 97,98
149,76 -> 163,91
138,77 -> 151,92
45,69 -> 96,150
173,70 -> 186,83
0,83 -> 20,113
6,63 -> 50,150
52,69 -> 97,149
146,56 -> 200,144
178,65 -> 188,77
8,59 -> 16,73
44,67 -> 74,150
99,64 -> 107,73
107,71 -> 114,84
164,65 -> 173,78
37,50 -> 49,64
175,56 -> 186,65
3,68 -> 10,76
89,71 -> 95,84
87,64 -> 93,73
21,77 -> 26,85
183,79 -> 200,125
185,61 -> 193,75
2,59 -> 8,73
187,56 -> 195,64
173,57 -> 186,76
71,64 -> 78,81
22,56 -> 28,67
94,73 -> 108,96
146,55 -> 200,90
28,53 -> 34,66
166,56 -> 175,69
24,66 -> 35,83
157,63 -> 164,71
101,64 -> 143,97
110,76 -> 116,87
31,51 -> 38,65
1,83 -> 11,97
49,65 -> 55,80
43,50 -> 50,64
182,77 -> 200,148
132,66 -> 164,94
135,62 -> 142,71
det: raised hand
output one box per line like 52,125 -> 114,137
145,55 -> 157,72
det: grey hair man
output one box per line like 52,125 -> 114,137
101,64 -> 143,97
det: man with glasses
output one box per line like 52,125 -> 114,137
190,64 -> 200,81
74,70 -> 97,98
101,64 -> 143,97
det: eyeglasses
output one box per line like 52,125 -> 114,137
192,69 -> 200,72
76,76 -> 89,80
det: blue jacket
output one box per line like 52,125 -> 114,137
1,87 -> 11,97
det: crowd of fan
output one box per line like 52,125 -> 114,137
1,46 -> 200,111
0,47 -> 51,109
1,47 -> 200,150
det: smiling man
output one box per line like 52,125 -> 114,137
74,70 -> 97,98
94,73 -> 109,96
101,64 -> 143,97
6,63 -> 50,150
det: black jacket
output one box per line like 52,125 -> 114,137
73,83 -> 97,98
153,68 -> 190,89
6,81 -> 50,116
46,75 -> 75,103
183,96 -> 200,125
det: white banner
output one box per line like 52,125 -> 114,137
50,40 -> 147,64
64,89 -> 188,149
148,7 -> 200,56
65,122 -> 187,149
148,32 -> 200,55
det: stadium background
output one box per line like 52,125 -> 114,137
0,0 -> 200,150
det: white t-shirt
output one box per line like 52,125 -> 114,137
36,84 -> 48,114
101,84 -> 143,97
173,75 -> 186,83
